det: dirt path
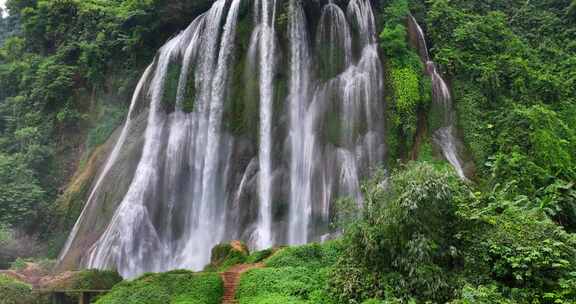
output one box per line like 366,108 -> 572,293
220,263 -> 263,304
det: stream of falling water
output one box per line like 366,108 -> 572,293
59,0 -> 387,278
255,0 -> 277,250
287,0 -> 312,245
409,15 -> 467,180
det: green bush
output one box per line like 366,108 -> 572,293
265,241 -> 341,269
238,293 -> 305,304
0,274 -> 34,304
449,285 -> 515,304
9,258 -> 26,271
69,269 -> 122,290
245,249 -> 273,264
236,267 -> 330,304
330,162 -> 467,302
0,153 -> 45,228
96,271 -> 223,304
462,207 -> 576,302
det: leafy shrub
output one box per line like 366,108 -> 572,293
9,258 -> 26,271
69,269 -> 122,290
463,207 -> 576,302
330,162 -> 467,303
96,271 -> 222,304
380,24 -> 408,58
0,274 -> 34,304
491,105 -> 575,192
449,285 -> 514,304
236,267 -> 330,304
238,293 -> 305,304
245,249 -> 273,264
0,153 -> 45,228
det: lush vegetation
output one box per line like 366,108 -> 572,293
421,0 -> 576,224
380,0 -> 431,160
95,271 -> 223,304
235,242 -> 340,304
234,163 -> 576,303
0,0 -> 575,303
0,274 -> 34,304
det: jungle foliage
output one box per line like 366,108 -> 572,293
420,0 -> 576,231
0,0 -> 575,303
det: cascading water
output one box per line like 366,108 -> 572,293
59,0 -> 386,278
287,0 -> 313,245
255,0 -> 278,250
408,15 -> 467,180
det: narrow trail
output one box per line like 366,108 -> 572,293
220,263 -> 263,304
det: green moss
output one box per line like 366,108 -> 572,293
223,15 -> 258,137
85,104 -> 127,152
207,242 -> 249,272
181,64 -> 197,113
391,66 -> 420,115
235,241 -> 342,304
161,62 -> 183,112
324,108 -> 343,147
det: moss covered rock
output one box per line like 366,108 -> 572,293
207,241 -> 249,271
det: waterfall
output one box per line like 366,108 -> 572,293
181,0 -> 243,269
57,64 -> 154,264
347,0 -> 377,45
78,0 -> 243,278
408,15 -> 467,179
316,1 -> 352,78
255,0 -> 277,249
287,0 -> 313,245
59,0 -> 387,278
85,32 -> 183,277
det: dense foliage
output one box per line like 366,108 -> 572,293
380,0 -> 431,160
0,274 -> 34,304
420,0 -> 576,229
329,163 -> 576,303
95,271 -> 223,304
235,242 -> 341,304
0,0 -> 575,303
